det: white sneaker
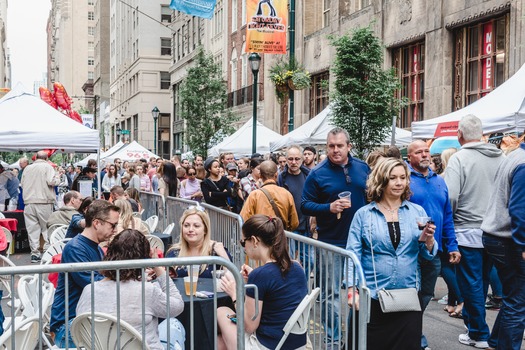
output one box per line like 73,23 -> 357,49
458,333 -> 489,348
437,295 -> 448,305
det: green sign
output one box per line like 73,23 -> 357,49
121,129 -> 130,135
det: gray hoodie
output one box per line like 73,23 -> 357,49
444,142 -> 504,230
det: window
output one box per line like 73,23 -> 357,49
133,115 -> 138,141
453,15 -> 507,108
310,71 -> 330,117
88,26 -> 95,36
160,71 -> 170,89
88,57 -> 95,66
392,41 -> 425,128
88,0 -> 94,5
88,11 -> 94,20
323,0 -> 330,28
161,5 -> 171,23
161,38 -> 171,55
88,71 -> 94,80
241,0 -> 246,26
88,41 -> 94,50
231,0 -> 237,32
230,48 -> 238,91
359,0 -> 371,10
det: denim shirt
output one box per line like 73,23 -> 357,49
345,200 -> 437,300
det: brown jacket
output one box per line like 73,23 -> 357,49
240,180 -> 299,231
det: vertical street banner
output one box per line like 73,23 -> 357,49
245,0 -> 288,54
169,0 -> 217,19
482,21 -> 493,95
412,45 -> 419,121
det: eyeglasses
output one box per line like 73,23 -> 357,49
239,236 -> 252,248
188,172 -> 196,176
343,167 -> 352,184
188,205 -> 205,212
287,157 -> 301,162
98,218 -> 119,230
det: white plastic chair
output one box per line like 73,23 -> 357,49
0,212 -> 5,219
274,287 -> 321,350
3,275 -> 55,349
162,223 -> 175,235
71,312 -> 148,350
144,215 -> 159,233
0,255 -> 16,299
1,227 -> 13,258
40,239 -> 71,265
0,316 -> 40,350
146,235 -> 165,256
49,225 -> 68,244
47,223 -> 66,235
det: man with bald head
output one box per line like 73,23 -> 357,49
407,139 -> 461,350
21,150 -> 61,263
240,160 -> 299,231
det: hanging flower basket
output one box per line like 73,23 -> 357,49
288,70 -> 311,90
276,83 -> 289,94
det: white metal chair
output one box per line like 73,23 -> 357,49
144,215 -> 159,233
274,287 -> 321,350
0,255 -> 16,299
47,223 -> 66,236
49,225 -> 68,244
0,316 -> 40,350
0,212 -> 5,219
132,211 -> 142,218
71,312 -> 148,350
162,223 -> 175,236
1,227 -> 13,258
40,239 -> 71,265
146,235 -> 165,256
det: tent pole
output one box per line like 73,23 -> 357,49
97,148 -> 102,199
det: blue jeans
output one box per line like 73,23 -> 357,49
456,246 -> 491,341
489,265 -> 503,297
289,230 -> 314,277
483,233 -> 525,350
158,317 -> 186,350
53,319 -> 76,348
316,249 -> 343,343
440,250 -> 463,306
418,253 -> 441,348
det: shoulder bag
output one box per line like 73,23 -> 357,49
369,211 -> 421,313
260,187 -> 291,230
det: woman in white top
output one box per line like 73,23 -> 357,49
76,229 -> 185,350
137,164 -> 152,192
102,164 -> 121,192
128,165 -> 141,190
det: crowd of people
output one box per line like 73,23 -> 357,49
0,112 -> 523,350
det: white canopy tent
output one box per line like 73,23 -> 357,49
208,120 -> 282,157
75,141 -> 126,167
270,105 -> 413,151
411,64 -> 525,139
0,84 -> 100,153
102,141 -> 159,163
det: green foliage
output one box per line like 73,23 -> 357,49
330,27 -> 404,159
179,48 -> 239,156
269,57 -> 311,103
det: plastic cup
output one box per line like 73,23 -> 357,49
184,276 -> 198,296
187,265 -> 200,277
416,216 -> 431,230
337,191 -> 352,219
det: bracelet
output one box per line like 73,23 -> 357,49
232,299 -> 236,304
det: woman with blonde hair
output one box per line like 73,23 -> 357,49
113,199 -> 149,236
346,158 -> 437,350
440,148 -> 458,176
165,206 -> 230,278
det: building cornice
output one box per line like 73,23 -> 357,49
445,1 -> 511,29
386,32 -> 426,49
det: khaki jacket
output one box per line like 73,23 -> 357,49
21,160 -> 60,204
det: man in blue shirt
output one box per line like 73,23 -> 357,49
407,140 -> 461,350
50,200 -> 120,348
301,128 -> 369,349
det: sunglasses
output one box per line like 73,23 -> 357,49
343,167 -> 352,184
188,172 -> 196,176
188,205 -> 205,212
98,218 -> 118,230
239,236 -> 252,248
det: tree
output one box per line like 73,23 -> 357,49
330,27 -> 404,159
179,48 -> 239,156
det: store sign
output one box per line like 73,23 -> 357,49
412,46 -> 419,121
245,0 -> 287,54
434,121 -> 459,138
482,22 -> 493,93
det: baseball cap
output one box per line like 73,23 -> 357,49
226,163 -> 238,171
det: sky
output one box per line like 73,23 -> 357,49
6,0 -> 51,91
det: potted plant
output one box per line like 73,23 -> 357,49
269,58 -> 311,102
288,69 -> 311,90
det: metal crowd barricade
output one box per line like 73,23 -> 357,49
0,257 -> 245,350
139,191 -> 167,232
282,231 -> 370,350
199,202 -> 245,269
164,196 -> 198,243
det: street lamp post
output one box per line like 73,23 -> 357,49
151,106 -> 160,155
116,126 -> 122,143
249,53 -> 261,155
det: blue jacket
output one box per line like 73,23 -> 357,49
509,144 -> 525,252
345,201 -> 437,299
407,163 -> 459,253
301,155 -> 369,247
278,165 -> 310,232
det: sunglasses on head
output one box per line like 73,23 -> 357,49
188,205 -> 205,212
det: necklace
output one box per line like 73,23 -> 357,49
380,203 -> 400,245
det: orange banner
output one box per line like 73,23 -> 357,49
245,0 -> 287,54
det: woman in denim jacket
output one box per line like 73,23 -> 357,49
346,158 -> 437,350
